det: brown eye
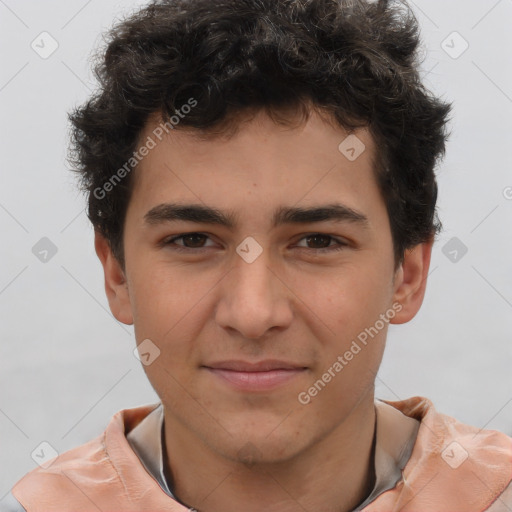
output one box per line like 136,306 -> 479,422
304,234 -> 333,249
163,232 -> 215,251
295,234 -> 348,253
179,233 -> 208,248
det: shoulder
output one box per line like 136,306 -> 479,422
367,396 -> 512,511
10,404 -> 162,511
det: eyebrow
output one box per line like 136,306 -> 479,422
144,203 -> 369,229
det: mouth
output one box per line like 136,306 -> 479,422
202,360 -> 308,392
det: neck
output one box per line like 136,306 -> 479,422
163,394 -> 376,512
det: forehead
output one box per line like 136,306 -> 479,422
127,108 -> 383,227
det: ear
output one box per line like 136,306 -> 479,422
94,231 -> 134,325
389,239 -> 433,325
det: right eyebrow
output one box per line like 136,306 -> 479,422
144,203 -> 237,228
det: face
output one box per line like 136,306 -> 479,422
97,108 -> 431,465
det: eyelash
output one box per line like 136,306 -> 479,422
162,232 -> 349,253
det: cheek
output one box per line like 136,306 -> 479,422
129,261 -> 221,391
297,261 -> 392,340
128,259 -> 209,338
294,269 -> 390,415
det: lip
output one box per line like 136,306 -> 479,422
203,360 -> 307,391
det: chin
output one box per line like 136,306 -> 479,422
230,437 -> 301,466
208,420 -> 308,466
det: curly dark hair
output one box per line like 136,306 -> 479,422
69,0 -> 451,270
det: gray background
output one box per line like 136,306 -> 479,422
1,0 -> 511,497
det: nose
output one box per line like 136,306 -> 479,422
214,247 -> 294,340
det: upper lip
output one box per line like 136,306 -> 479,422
204,360 -> 307,372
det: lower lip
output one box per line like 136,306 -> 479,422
205,368 -> 306,391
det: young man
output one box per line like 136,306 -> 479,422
5,0 -> 512,510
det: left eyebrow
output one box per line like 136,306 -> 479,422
143,202 -> 369,229
272,204 -> 369,229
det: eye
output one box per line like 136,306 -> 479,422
161,232 -> 349,253
162,232 -> 216,252
295,234 -> 348,252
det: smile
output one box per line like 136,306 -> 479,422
203,360 -> 308,391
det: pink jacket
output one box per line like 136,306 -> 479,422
12,396 -> 512,511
